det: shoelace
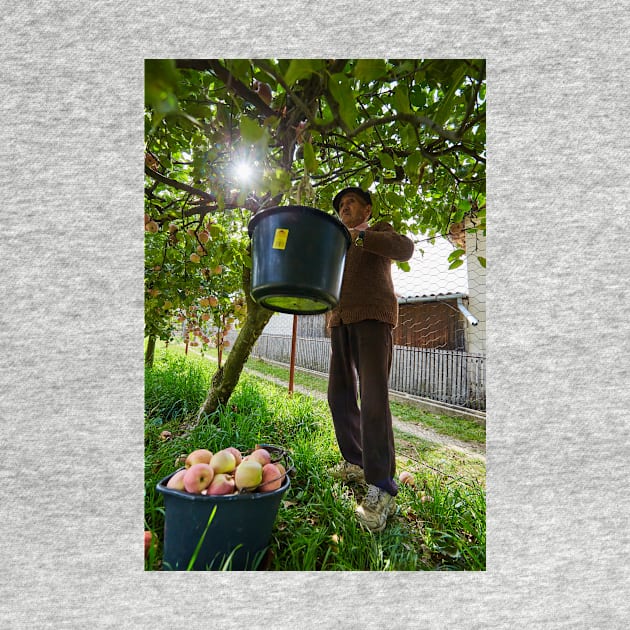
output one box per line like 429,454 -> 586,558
363,485 -> 381,507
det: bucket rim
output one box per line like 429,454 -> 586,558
157,469 -> 290,502
247,204 -> 351,245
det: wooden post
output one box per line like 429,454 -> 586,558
288,314 -> 298,395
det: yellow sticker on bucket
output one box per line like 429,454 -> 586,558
272,228 -> 289,250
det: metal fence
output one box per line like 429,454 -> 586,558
248,333 -> 486,411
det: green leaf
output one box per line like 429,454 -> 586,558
405,151 -> 423,184
378,151 -> 396,171
448,258 -> 465,270
353,59 -> 387,82
225,59 -> 251,82
396,261 -> 411,272
303,141 -> 318,173
328,73 -> 356,129
457,198 -> 472,213
477,256 -> 486,268
401,123 -> 417,148
283,59 -> 323,86
448,248 -> 466,262
409,84 -> 427,108
239,117 -> 265,143
393,83 -> 411,114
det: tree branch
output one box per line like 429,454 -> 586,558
144,165 -> 216,202
175,59 -> 278,118
348,113 -> 461,142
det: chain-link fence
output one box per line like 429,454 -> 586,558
246,223 -> 486,413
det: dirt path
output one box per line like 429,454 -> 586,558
244,367 -> 486,461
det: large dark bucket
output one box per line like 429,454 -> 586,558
156,447 -> 291,571
247,205 -> 351,314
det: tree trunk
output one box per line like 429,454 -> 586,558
194,71 -> 326,423
145,334 -> 157,368
196,268 -> 273,421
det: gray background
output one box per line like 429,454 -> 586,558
1,1 -> 628,628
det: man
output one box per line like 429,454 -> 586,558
327,186 -> 414,531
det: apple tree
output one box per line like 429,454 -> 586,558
144,58 -> 486,421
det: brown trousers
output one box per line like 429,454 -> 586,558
327,320 -> 396,489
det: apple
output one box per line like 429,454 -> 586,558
209,449 -> 237,474
259,463 -> 283,492
234,459 -> 263,491
185,449 -> 213,468
399,471 -> 416,487
145,220 -> 159,233
144,531 -> 154,558
213,265 -> 223,275
166,468 -> 187,491
198,230 -> 210,243
190,253 -> 201,263
206,473 -> 236,495
159,430 -> 172,441
183,463 -> 214,494
225,446 -> 242,466
248,448 -> 271,466
208,296 -> 219,307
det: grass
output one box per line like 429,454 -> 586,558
241,354 -> 486,445
145,344 -> 486,571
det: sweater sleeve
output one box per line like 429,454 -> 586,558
362,221 -> 414,262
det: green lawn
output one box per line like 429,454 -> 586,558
145,343 -> 486,571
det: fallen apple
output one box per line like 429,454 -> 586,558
399,471 -> 416,487
144,531 -> 154,558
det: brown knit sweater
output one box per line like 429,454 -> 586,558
327,221 -> 414,328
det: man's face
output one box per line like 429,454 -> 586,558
337,193 -> 371,228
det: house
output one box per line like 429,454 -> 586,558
261,230 -> 484,354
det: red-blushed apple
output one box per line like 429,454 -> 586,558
258,463 -> 282,492
209,449 -> 237,474
235,459 -> 263,491
206,473 -> 236,495
183,463 -> 214,494
185,449 -> 213,468
248,448 -> 271,466
399,471 -> 416,487
166,468 -> 187,491
144,531 -> 154,558
190,253 -> 201,263
198,230 -> 210,243
208,296 -> 219,307
145,220 -> 159,233
225,446 -> 242,466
